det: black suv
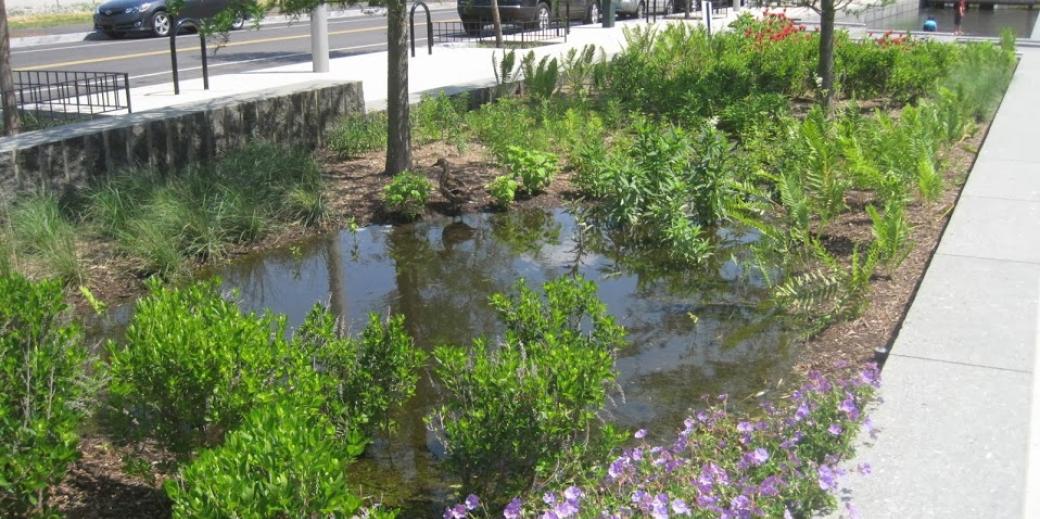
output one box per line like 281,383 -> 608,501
93,0 -> 245,39
458,0 -> 602,35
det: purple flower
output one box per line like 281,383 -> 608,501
635,429 -> 648,439
730,494 -> 751,511
651,494 -> 670,519
608,457 -> 628,480
540,512 -> 559,519
840,393 -> 860,420
444,504 -> 468,519
503,498 -> 522,519
845,501 -> 861,519
543,492 -> 557,506
828,423 -> 843,436
857,463 -> 872,475
818,464 -> 839,491
860,364 -> 880,387
564,486 -> 584,502
671,498 -> 691,516
759,475 -> 783,497
465,495 -> 480,511
744,447 -> 769,466
554,500 -> 579,518
794,401 -> 810,421
737,421 -> 753,433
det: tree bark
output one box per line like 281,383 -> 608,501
817,0 -> 835,114
491,0 -> 503,48
385,0 -> 411,176
0,0 -> 21,136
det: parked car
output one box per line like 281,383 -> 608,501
93,0 -> 245,39
615,0 -> 674,19
457,0 -> 602,35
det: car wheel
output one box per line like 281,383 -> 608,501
231,13 -> 246,30
536,2 -> 551,30
587,1 -> 600,23
150,10 -> 171,37
103,29 -> 125,39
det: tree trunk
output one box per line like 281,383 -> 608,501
0,0 -> 21,136
385,0 -> 411,176
491,0 -> 503,48
817,0 -> 835,114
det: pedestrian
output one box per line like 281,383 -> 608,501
954,0 -> 967,35
923,15 -> 938,32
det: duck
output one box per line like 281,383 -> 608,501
433,157 -> 475,215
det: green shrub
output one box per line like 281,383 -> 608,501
328,112 -> 388,158
486,175 -> 519,207
497,145 -> 558,195
429,276 -> 625,499
413,93 -> 468,146
867,199 -> 912,271
383,171 -> 432,219
106,279 -> 308,454
0,274 -> 86,516
5,194 -> 81,283
521,51 -> 560,99
294,306 -> 426,441
166,400 -> 369,518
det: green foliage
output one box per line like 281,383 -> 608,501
106,279 -> 307,454
294,306 -> 426,441
83,142 -> 324,277
329,112 -> 388,158
867,200 -> 912,271
486,175 -> 519,207
942,42 -> 1016,120
466,97 -> 546,155
165,400 -> 367,518
497,145 -> 558,195
521,51 -> 560,100
382,171 -> 432,219
492,49 -> 519,85
916,152 -> 943,203
4,195 -> 81,283
429,276 -> 625,499
0,274 -> 86,517
559,44 -> 605,98
413,93 -> 468,147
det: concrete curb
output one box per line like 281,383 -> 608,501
10,3 -> 455,50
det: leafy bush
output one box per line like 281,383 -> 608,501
166,400 -> 370,518
382,170 -> 432,219
0,274 -> 86,516
413,93 -> 468,146
445,365 -> 881,519
328,111 -> 388,158
867,199 -> 912,271
486,175 -> 519,207
294,306 -> 426,441
497,145 -> 558,196
106,279 -> 307,454
521,52 -> 560,99
429,276 -> 626,499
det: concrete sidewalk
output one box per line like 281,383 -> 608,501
833,48 -> 1040,518
124,13 -> 731,114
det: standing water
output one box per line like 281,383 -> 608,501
867,5 -> 1039,37
90,208 -> 794,514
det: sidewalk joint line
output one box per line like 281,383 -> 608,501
888,352 -> 1033,374
937,252 -> 1040,268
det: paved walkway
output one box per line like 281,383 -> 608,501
120,12 -> 733,114
833,47 -> 1040,518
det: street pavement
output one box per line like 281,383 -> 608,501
9,6 -> 460,88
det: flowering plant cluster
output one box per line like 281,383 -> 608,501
873,31 -> 912,48
444,364 -> 880,518
739,11 -> 808,46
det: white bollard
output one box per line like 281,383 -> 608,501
311,3 -> 330,73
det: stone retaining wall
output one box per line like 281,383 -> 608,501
0,80 -> 364,203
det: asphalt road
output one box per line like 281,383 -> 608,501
10,9 -> 462,88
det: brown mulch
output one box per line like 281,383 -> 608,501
792,123 -> 985,376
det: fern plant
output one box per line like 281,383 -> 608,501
866,200 -> 912,271
521,52 -> 560,100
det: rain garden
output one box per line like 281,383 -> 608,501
0,12 -> 1018,518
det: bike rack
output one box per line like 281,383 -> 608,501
410,1 -> 433,57
169,17 -> 210,95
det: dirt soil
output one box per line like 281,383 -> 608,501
47,122 -> 986,518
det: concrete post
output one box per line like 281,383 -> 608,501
311,3 -> 330,73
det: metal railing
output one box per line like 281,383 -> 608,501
430,19 -> 570,49
12,70 -> 131,124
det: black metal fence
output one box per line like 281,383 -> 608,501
12,70 -> 132,125
431,20 -> 570,48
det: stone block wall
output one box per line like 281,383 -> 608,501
0,80 -> 364,204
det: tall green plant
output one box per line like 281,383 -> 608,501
0,274 -> 87,516
429,276 -> 625,500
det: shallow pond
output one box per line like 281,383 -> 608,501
868,5 -> 1039,37
87,208 -> 794,514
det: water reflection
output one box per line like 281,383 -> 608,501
89,209 -> 793,514
868,5 -> 1038,37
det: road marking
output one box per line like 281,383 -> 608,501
17,23 -> 405,70
126,40 -> 395,80
11,9 -> 456,56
